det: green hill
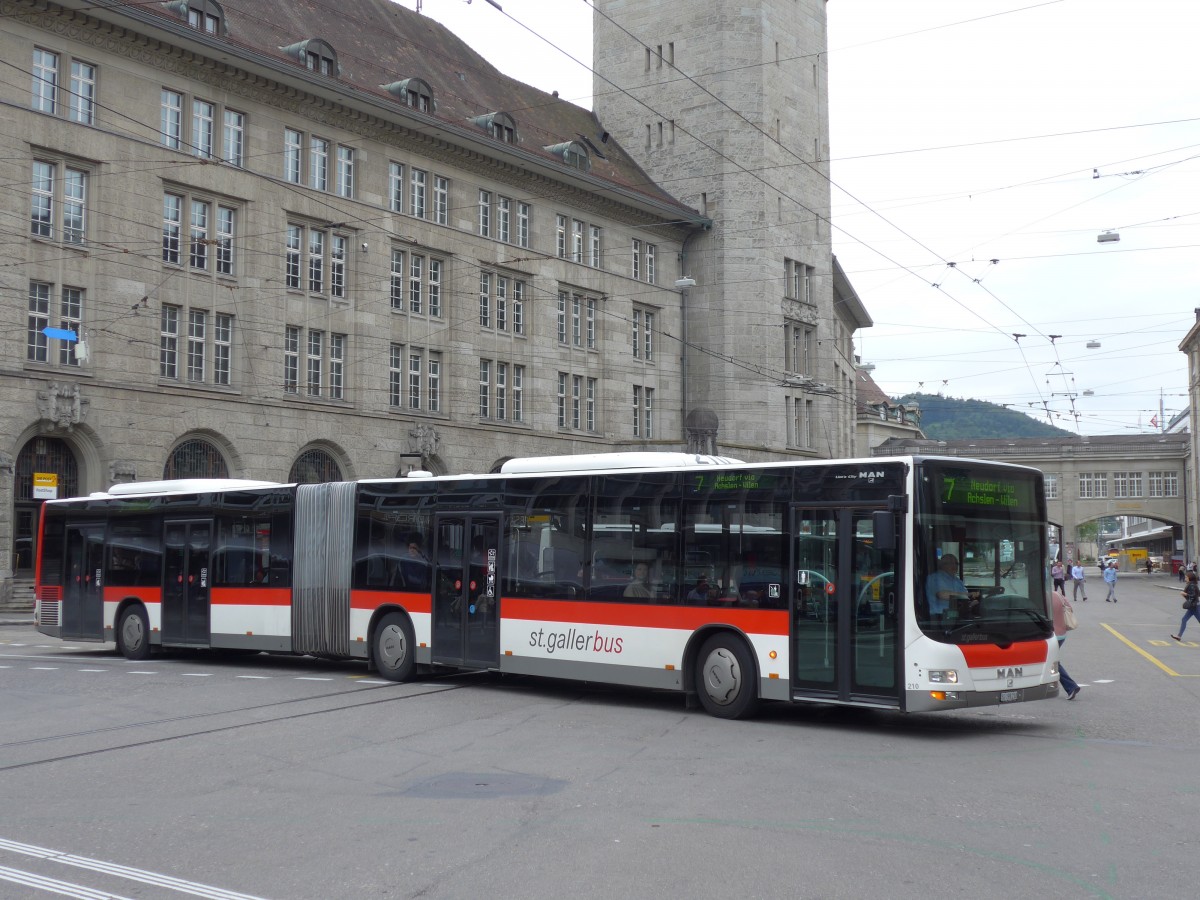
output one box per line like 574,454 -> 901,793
897,393 -> 1075,440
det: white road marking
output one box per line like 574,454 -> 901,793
0,863 -> 138,899
183,673 -> 213,677
1093,679 -> 1115,683
295,677 -> 332,681
235,675 -> 270,679
127,671 -> 156,675
355,679 -> 391,685
31,667 -> 59,670
78,669 -> 106,673
0,836 -> 273,899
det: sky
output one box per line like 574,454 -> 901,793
397,0 -> 1198,436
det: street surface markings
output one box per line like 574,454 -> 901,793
183,673 -> 212,677
78,669 -> 106,673
1101,622 -> 1200,676
355,679 -> 392,685
0,836 -> 272,899
31,667 -> 58,671
295,677 -> 332,681
235,675 -> 270,679
127,671 -> 156,675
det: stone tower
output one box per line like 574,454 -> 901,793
594,0 -> 866,459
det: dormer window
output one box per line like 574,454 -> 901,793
281,39 -> 339,77
545,140 -> 590,172
166,0 -> 225,35
383,78 -> 435,113
470,112 -> 517,144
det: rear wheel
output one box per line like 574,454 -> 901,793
694,633 -> 758,719
116,605 -> 151,661
374,612 -> 416,682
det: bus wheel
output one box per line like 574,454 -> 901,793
374,612 -> 415,682
695,634 -> 758,719
116,605 -> 151,661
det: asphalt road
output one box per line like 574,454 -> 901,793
1,574 -> 1197,900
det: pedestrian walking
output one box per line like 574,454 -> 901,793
1070,560 -> 1088,602
1104,561 -> 1118,603
1172,571 -> 1200,642
1051,559 -> 1065,593
1051,588 -> 1082,700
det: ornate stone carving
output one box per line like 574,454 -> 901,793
408,424 -> 441,461
110,460 -> 138,484
36,383 -> 87,432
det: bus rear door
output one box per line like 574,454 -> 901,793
791,507 -> 899,706
62,524 -> 104,639
162,519 -> 212,646
431,513 -> 501,669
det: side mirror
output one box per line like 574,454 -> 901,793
873,510 -> 896,551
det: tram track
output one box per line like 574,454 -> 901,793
0,674 -> 480,773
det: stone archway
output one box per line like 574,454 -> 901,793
12,436 -> 80,573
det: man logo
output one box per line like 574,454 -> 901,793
996,667 -> 1024,679
858,470 -> 884,480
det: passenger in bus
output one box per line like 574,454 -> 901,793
687,574 -> 716,603
624,561 -> 653,599
925,553 -> 969,620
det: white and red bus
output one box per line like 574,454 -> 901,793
34,453 -> 1060,717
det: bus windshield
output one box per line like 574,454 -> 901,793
916,462 -> 1051,645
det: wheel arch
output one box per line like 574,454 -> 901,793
366,603 -> 415,669
682,624 -> 761,701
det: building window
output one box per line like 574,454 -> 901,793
189,199 -> 209,270
32,48 -> 58,114
389,344 -> 403,408
285,128 -> 302,183
498,196 -> 511,243
389,162 -> 404,212
161,88 -> 243,162
410,168 -> 427,218
336,146 -> 354,198
557,292 -> 568,343
282,326 -> 343,399
478,360 -> 491,418
186,4 -> 221,34
165,438 -> 229,480
633,308 -> 655,361
289,448 -> 343,484
163,193 -> 182,264
645,244 -> 656,284
306,330 -> 324,397
160,305 -> 179,378
1149,471 -> 1179,498
216,206 -> 236,276
213,313 -> 232,385
517,202 -> 531,248
1078,472 -> 1108,500
286,223 -> 349,296
496,363 -> 508,421
633,386 -> 654,439
590,225 -> 602,268
1113,472 -> 1143,499
787,258 -> 816,303
31,160 -> 87,245
330,333 -> 344,399
433,175 -> 449,225
27,282 -> 83,367
586,377 -> 596,431
187,309 -> 207,382
556,215 -> 567,259
409,253 -> 423,313
69,60 -> 96,125
631,239 -> 641,280
557,373 -> 567,427
571,294 -> 581,347
479,190 -> 492,237
586,297 -> 596,349
513,365 -> 524,422
512,279 -> 524,335
384,78 -> 435,112
284,326 -> 299,393
572,220 -> 584,263
786,322 -> 813,374
1045,474 -> 1059,500
309,137 -> 328,191
479,272 -> 492,328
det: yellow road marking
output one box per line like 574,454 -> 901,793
1100,622 -> 1187,676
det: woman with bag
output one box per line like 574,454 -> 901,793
1171,571 -> 1200,641
1051,588 -> 1082,700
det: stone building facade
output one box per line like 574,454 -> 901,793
594,0 -> 870,460
1,0 -> 866,604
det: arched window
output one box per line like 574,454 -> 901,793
383,78 -> 435,113
544,140 -> 590,172
470,112 -> 517,143
281,39 -> 339,77
289,447 -> 343,484
165,0 -> 226,35
164,438 -> 229,479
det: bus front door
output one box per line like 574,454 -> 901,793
791,508 -> 899,706
162,520 -> 212,646
62,524 -> 105,639
431,514 -> 501,669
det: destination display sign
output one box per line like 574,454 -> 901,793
932,469 -> 1039,514
689,471 -> 784,493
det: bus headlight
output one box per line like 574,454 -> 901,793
928,669 -> 959,684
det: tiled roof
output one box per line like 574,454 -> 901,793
133,0 -> 695,215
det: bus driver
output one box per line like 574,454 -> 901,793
926,553 -> 969,619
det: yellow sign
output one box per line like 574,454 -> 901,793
32,472 -> 58,500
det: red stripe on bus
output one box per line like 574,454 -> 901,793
350,591 -> 431,614
502,597 -> 789,635
960,642 -> 1048,668
210,587 -> 292,606
103,587 -> 161,604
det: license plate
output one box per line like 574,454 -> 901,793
999,689 -> 1023,703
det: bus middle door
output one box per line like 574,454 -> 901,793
62,524 -> 105,639
431,514 -> 501,669
162,519 -> 212,646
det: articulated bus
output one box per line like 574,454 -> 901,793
34,453 -> 1060,718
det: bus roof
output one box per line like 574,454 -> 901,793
97,478 -> 285,498
499,452 -> 745,475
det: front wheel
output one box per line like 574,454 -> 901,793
373,612 -> 416,682
694,633 -> 758,719
116,605 -> 152,661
